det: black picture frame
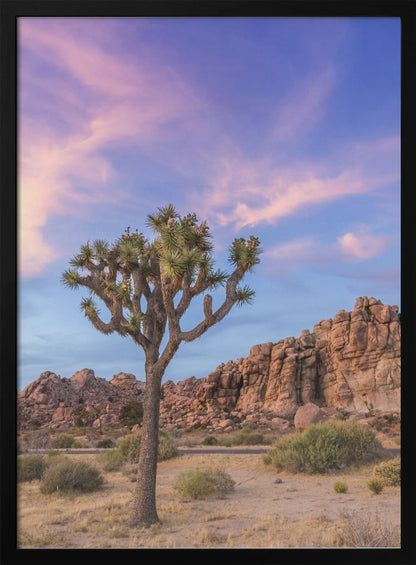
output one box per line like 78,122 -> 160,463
1,1 -> 415,564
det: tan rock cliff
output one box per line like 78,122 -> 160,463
18,297 -> 400,431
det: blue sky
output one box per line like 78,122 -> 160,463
18,17 -> 400,390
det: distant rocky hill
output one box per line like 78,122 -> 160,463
18,296 -> 401,432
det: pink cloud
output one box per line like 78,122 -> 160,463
337,231 -> 389,261
265,237 -> 316,261
18,18 -> 202,278
213,167 -> 366,230
199,129 -> 400,232
261,227 -> 392,279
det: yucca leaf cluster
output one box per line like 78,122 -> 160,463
62,204 -> 261,357
148,207 -> 224,289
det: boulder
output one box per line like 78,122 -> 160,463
269,417 -> 291,432
294,403 -> 326,429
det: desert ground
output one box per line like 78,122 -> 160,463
17,429 -> 400,549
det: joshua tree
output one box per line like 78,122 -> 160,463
62,204 -> 261,527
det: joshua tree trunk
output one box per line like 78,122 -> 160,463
129,363 -> 163,527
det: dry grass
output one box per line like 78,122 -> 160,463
18,450 -> 400,549
335,509 -> 400,547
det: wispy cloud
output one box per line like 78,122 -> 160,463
272,64 -> 338,142
198,130 -> 400,232
265,236 -> 316,262
218,168 -> 366,230
18,19 -> 202,277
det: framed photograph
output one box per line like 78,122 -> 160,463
1,1 -> 414,563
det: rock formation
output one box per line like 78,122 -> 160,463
18,370 -> 145,430
18,297 -> 400,431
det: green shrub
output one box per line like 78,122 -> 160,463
157,430 -> 178,461
72,440 -> 84,448
117,430 -> 177,463
50,434 -> 76,449
18,455 -> 49,482
40,458 -> 103,494
220,439 -> 233,448
333,481 -> 348,494
96,438 -> 116,449
263,420 -> 383,474
373,457 -> 400,486
173,468 -> 235,500
232,426 -> 269,446
117,433 -> 142,463
118,400 -> 143,428
202,436 -> 218,446
97,449 -> 125,471
368,479 -> 384,495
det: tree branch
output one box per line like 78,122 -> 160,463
178,266 -> 244,343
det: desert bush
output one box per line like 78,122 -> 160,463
117,432 -> 142,463
333,481 -> 348,494
97,449 -> 125,471
373,457 -> 400,486
202,436 -> 218,446
263,420 -> 383,474
335,510 -> 399,547
220,439 -> 233,448
173,467 -> 235,500
21,429 -> 51,450
158,430 -> 179,461
18,455 -> 49,482
232,426 -> 270,446
96,438 -> 116,449
117,430 -> 178,463
118,400 -> 143,428
47,450 -> 62,457
367,478 -> 384,494
40,458 -> 103,494
71,405 -> 93,427
50,434 -> 77,449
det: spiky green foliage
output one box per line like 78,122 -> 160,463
235,284 -> 256,306
63,204 -> 262,352
92,239 -> 109,262
80,296 -> 100,319
61,269 -> 81,288
229,235 -> 262,271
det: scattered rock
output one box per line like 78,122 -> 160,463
294,403 -> 326,429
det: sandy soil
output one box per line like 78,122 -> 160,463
18,447 -> 400,549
